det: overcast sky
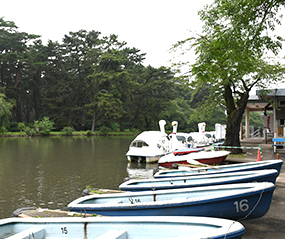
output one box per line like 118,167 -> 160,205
1,0 -> 211,68
1,0 -> 284,90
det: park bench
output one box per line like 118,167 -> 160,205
272,138 -> 285,153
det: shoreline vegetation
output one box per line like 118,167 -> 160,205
1,131 -> 247,159
1,131 -> 137,138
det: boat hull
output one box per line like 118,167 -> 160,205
158,151 -> 230,168
0,216 -> 245,239
126,130 -> 170,163
127,155 -> 163,163
68,182 -> 275,220
154,159 -> 283,178
119,169 -> 278,191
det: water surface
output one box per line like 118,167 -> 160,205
0,136 -> 157,218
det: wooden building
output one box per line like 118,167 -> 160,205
245,89 -> 285,142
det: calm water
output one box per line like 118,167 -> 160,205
0,136 -> 158,219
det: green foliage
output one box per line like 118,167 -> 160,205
0,93 -> 14,129
0,126 -> 6,134
61,126 -> 74,136
6,122 -> 19,132
242,112 -> 264,130
25,127 -> 36,136
1,15 -> 277,135
18,123 -> 26,132
172,0 -> 285,146
99,126 -> 111,135
110,122 -> 120,132
34,117 -> 55,135
86,130 -> 93,136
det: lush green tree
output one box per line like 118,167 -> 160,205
0,18 -> 233,133
0,93 -> 14,132
42,30 -> 102,130
127,66 -> 178,131
172,0 -> 285,152
242,111 -> 264,131
19,39 -> 48,123
88,42 -> 146,132
0,18 -> 40,123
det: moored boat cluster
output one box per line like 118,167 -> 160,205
1,121 -> 283,238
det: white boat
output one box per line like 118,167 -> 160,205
119,169 -> 278,191
67,182 -> 275,220
126,120 -> 193,163
126,120 -> 171,163
189,122 -> 213,148
168,121 -> 194,150
0,216 -> 245,239
154,159 -> 283,178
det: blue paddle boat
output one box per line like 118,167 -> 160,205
153,159 -> 283,178
0,216 -> 245,239
68,182 -> 275,220
119,169 -> 278,191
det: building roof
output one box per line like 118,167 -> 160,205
256,89 -> 285,97
246,89 -> 285,111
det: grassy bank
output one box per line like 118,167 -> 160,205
1,131 -> 137,137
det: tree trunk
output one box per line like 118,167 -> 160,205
91,110 -> 96,132
224,84 -> 249,154
119,118 -> 124,132
14,63 -> 22,88
130,117 -> 138,131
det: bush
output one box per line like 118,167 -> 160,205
110,122 -> 120,132
99,126 -> 111,135
18,122 -> 25,132
34,117 -> 55,136
61,126 -> 74,136
25,127 -> 36,136
86,130 -> 93,136
0,126 -> 6,134
6,122 -> 19,132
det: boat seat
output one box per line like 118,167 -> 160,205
96,230 -> 127,239
6,227 -> 45,239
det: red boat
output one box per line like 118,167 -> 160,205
158,151 -> 230,168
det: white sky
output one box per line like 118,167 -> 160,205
1,0 -> 284,89
1,0 -> 211,68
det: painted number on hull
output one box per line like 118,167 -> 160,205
61,227 -> 68,234
234,199 -> 249,212
28,233 -> 35,239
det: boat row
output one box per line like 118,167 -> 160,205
66,160 -> 282,219
1,128 -> 282,239
2,159 -> 282,238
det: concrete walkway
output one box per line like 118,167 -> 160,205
226,138 -> 285,239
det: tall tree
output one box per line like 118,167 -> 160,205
0,18 -> 40,122
88,39 -> 146,132
172,0 -> 285,152
129,66 -> 178,131
43,30 -> 102,130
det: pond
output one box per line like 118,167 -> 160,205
0,136 -> 158,219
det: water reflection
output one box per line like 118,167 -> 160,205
0,136 -> 156,219
126,162 -> 158,180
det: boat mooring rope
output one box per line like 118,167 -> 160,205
224,181 -> 269,238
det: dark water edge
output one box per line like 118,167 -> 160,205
0,136 -> 157,219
